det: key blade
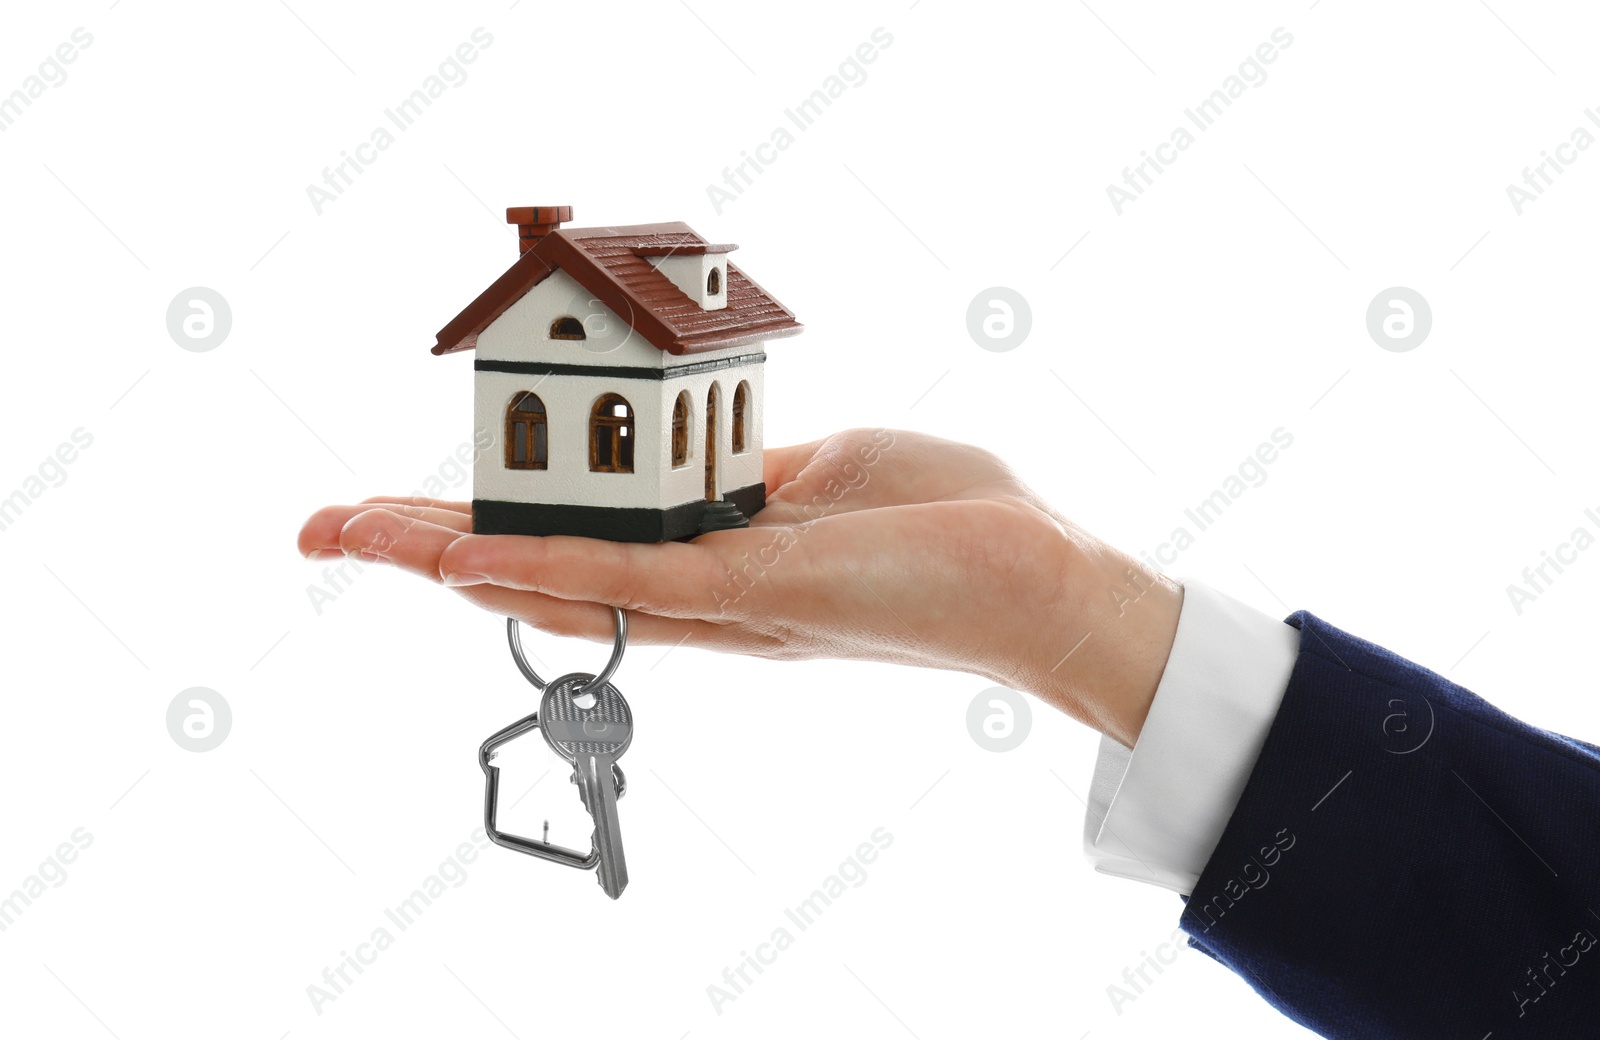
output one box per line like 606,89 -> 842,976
575,751 -> 628,899
538,675 -> 633,898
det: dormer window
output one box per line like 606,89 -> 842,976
639,249 -> 731,312
549,316 -> 586,340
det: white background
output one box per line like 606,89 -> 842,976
2,1 -> 1596,1037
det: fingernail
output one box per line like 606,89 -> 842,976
305,549 -> 343,561
441,571 -> 488,587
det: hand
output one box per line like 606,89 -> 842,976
296,429 -> 1182,746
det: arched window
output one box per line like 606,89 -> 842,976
549,316 -> 586,340
671,391 -> 690,468
706,267 -> 722,296
590,393 -> 634,473
705,383 -> 719,501
732,381 -> 750,453
505,392 -> 547,470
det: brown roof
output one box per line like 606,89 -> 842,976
631,242 -> 738,256
431,221 -> 802,357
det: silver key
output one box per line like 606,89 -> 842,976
539,672 -> 632,899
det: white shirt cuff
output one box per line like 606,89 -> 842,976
1082,579 -> 1299,895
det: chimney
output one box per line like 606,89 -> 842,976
507,205 -> 572,254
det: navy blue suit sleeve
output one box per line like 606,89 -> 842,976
1181,611 -> 1600,1039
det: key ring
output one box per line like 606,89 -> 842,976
506,607 -> 628,697
483,608 -> 631,878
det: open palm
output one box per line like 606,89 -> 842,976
298,428 -> 1175,739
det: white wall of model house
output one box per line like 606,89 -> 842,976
471,267 -> 766,511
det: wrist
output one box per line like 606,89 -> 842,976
1009,516 -> 1183,748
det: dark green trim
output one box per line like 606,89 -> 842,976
473,482 -> 766,542
721,481 -> 766,521
474,352 -> 766,382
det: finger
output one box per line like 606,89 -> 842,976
355,503 -> 474,532
755,432 -> 900,522
764,429 -> 1011,517
446,582 -> 768,654
361,495 -> 473,513
438,529 -> 778,621
740,437 -> 834,529
762,437 -> 827,492
338,508 -> 466,581
301,503 -> 472,558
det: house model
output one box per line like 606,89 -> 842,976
432,206 -> 802,541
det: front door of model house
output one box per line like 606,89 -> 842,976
704,385 -> 718,501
